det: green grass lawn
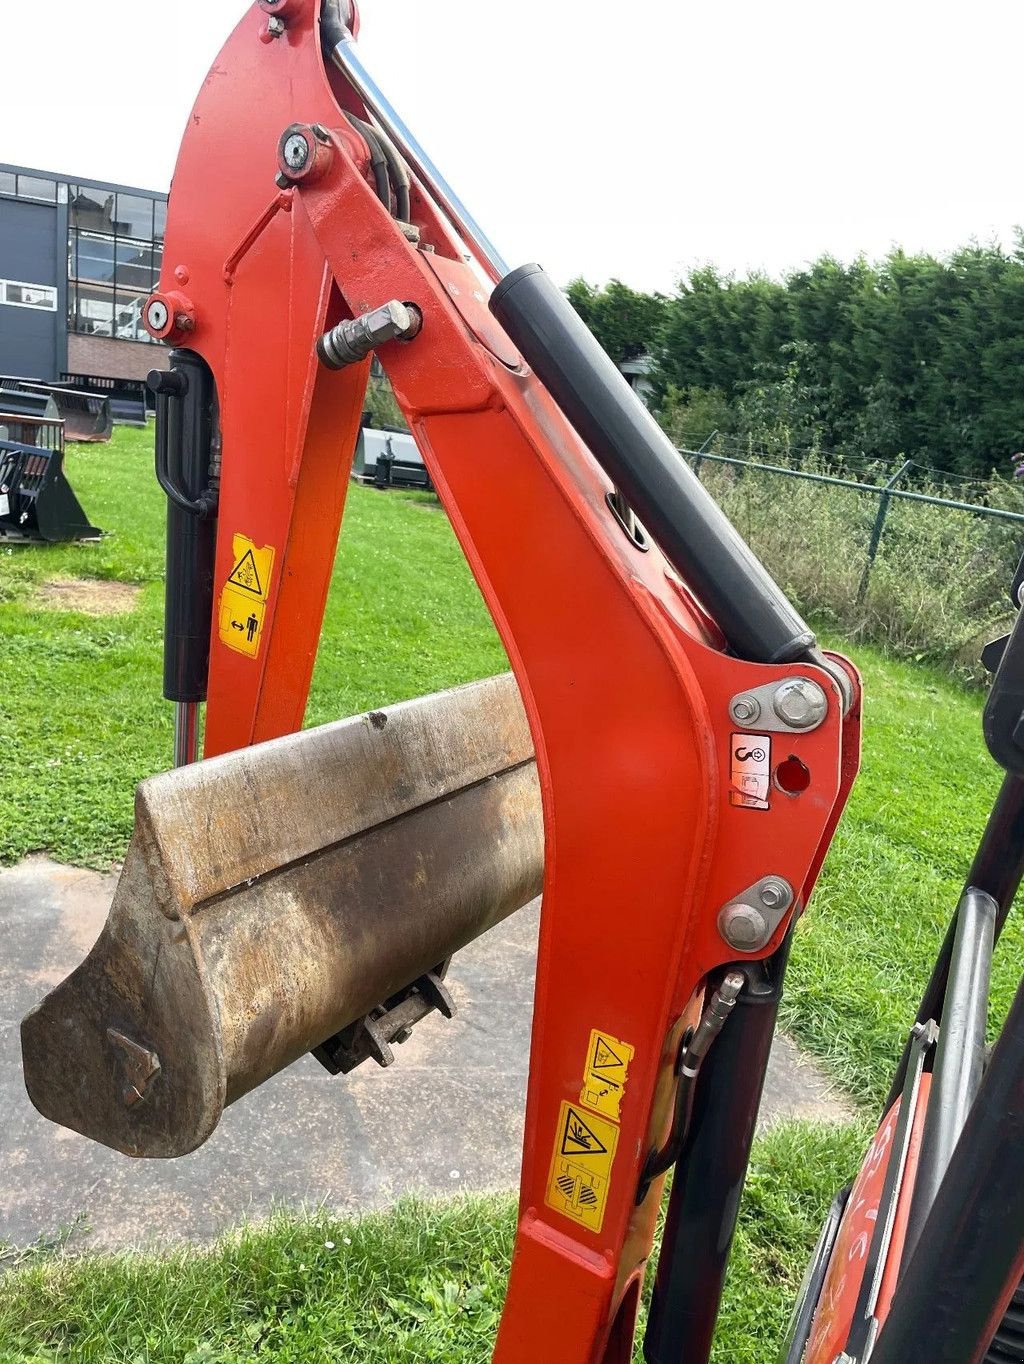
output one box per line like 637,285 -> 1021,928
0,430 -> 506,871
0,429 -> 1017,1360
0,1122 -> 869,1364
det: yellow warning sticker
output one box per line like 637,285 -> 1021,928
218,534 -> 276,659
579,1028 -> 635,1122
544,1101 -> 620,1233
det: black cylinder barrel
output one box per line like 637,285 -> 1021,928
150,352 -> 218,703
490,264 -> 817,665
644,949 -> 789,1364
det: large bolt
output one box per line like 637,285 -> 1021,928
729,693 -> 761,726
772,677 -> 828,731
282,131 -> 311,171
266,14 -> 285,35
719,902 -> 769,951
317,300 -> 422,370
146,299 -> 169,333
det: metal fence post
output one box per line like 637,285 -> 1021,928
857,459 -> 913,604
691,430 -> 718,480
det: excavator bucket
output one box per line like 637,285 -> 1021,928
0,438 -> 102,543
22,673 -> 542,1158
0,377 -> 113,443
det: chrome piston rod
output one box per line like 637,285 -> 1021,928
327,24 -> 509,283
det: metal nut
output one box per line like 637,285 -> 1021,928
772,677 -> 828,731
267,15 -> 285,34
759,878 -> 790,910
720,903 -> 769,950
729,694 -> 761,726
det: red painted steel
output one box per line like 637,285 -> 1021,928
804,1075 -> 932,1364
149,5 -> 861,1359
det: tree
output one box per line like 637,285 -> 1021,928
566,278 -> 668,365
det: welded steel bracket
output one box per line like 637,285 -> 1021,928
312,964 -> 456,1074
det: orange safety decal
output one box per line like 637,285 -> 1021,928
545,1101 -> 620,1234
218,534 -> 276,659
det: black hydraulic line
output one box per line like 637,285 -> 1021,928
148,352 -> 218,705
637,972 -> 745,1201
366,120 -> 412,222
489,265 -> 824,670
902,887 -> 996,1259
643,942 -> 790,1364
345,113 -> 391,208
319,0 -> 352,50
884,773 -> 1024,1110
870,975 -> 1024,1364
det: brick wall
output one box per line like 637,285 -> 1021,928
67,333 -> 169,382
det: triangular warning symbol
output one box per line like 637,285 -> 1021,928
561,1106 -> 608,1157
228,548 -> 263,597
592,1036 -> 625,1071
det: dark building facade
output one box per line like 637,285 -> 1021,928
0,164 -> 169,383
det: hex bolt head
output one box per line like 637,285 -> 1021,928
759,878 -> 791,911
283,132 -> 310,170
729,694 -> 761,726
146,299 -> 169,332
772,677 -> 828,731
720,903 -> 769,951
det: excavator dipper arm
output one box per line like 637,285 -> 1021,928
23,4 -> 861,1362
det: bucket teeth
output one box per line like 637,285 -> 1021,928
21,674 -> 543,1158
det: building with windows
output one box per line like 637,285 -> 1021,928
0,163 -> 169,383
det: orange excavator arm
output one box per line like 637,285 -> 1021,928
23,4 -> 862,1361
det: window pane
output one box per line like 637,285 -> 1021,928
151,246 -> 163,283
73,231 -> 116,284
74,283 -> 114,336
153,199 -> 167,243
2,280 -> 57,310
0,171 -> 15,195
115,291 -> 149,342
115,240 -> 156,292
18,176 -> 56,202
115,193 -> 153,240
70,185 -> 114,232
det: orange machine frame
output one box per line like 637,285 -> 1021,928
146,4 -> 860,1359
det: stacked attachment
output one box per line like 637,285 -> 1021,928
0,439 -> 101,542
0,376 -> 112,443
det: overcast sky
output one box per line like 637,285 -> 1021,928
5,1 -> 1022,293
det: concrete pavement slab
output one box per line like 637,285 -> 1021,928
1,857 -> 851,1251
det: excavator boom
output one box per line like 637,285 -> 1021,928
20,5 -> 878,1362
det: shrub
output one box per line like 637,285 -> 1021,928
693,454 -> 1023,681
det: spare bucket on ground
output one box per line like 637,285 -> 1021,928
0,377 -> 112,443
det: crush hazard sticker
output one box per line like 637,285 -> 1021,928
729,732 -> 771,810
218,534 -> 276,659
579,1029 -> 635,1122
545,1102 -> 620,1233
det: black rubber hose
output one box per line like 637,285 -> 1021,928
368,123 -> 412,222
345,113 -> 391,209
320,0 -> 348,50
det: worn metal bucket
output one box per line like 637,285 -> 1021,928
22,674 -> 543,1158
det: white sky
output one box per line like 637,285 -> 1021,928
4,0 -> 1023,293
